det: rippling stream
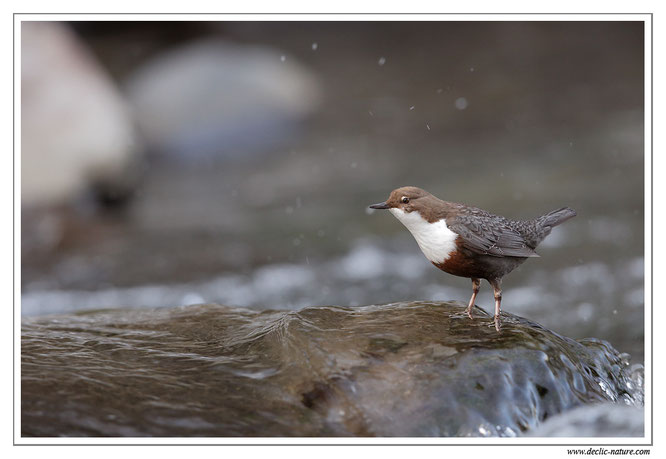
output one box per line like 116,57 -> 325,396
22,302 -> 643,437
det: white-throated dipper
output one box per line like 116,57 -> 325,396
369,186 -> 576,331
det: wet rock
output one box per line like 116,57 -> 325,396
21,301 -> 643,437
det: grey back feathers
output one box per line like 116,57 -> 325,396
445,204 -> 576,259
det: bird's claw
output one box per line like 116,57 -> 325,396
494,314 -> 501,332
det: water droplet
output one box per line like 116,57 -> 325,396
455,97 -> 468,110
426,124 -> 430,130
311,42 -> 318,51
350,162 -> 357,169
577,302 -> 594,321
378,56 -> 386,66
280,55 -> 286,62
409,106 -> 415,111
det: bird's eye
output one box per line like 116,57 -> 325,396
401,196 -> 409,204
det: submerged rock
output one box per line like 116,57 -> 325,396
21,301 -> 643,437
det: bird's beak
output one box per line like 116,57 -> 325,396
369,201 -> 390,210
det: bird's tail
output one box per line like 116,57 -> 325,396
527,207 -> 577,248
537,207 -> 577,228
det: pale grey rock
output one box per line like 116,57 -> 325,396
124,40 -> 322,158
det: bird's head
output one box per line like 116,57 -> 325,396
368,186 -> 432,214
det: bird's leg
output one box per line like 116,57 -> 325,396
466,278 -> 481,319
489,278 -> 502,332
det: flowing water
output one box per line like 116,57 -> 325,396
22,302 -> 643,437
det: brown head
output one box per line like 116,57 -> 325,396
369,186 -> 452,223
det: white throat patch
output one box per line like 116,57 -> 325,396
389,208 -> 458,263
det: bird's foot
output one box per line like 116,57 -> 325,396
466,308 -> 474,320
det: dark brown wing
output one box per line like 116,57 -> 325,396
447,214 -> 539,258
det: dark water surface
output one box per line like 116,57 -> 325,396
22,302 -> 643,437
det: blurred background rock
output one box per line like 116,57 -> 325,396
21,21 -> 645,363
21,22 -> 139,209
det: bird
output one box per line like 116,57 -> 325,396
369,186 -> 576,331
